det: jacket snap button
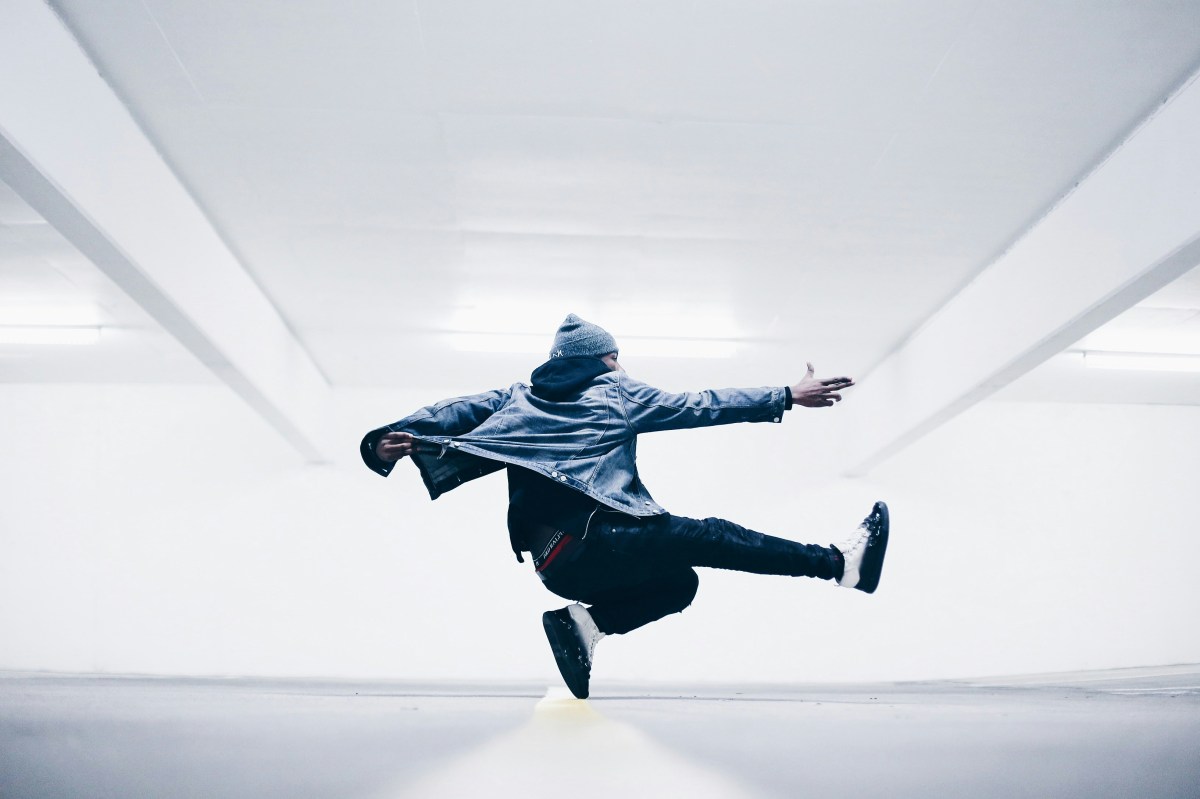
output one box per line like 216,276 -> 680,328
551,471 -> 558,477
773,417 -> 780,422
559,475 -> 567,482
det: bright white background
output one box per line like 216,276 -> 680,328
3,0 -> 1200,688
2,377 -> 1196,683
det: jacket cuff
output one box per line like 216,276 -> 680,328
360,427 -> 395,477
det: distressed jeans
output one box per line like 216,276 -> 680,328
535,510 -> 840,635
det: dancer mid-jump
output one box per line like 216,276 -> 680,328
361,314 -> 889,698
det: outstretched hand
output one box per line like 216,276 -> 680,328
376,431 -> 416,463
790,362 -> 854,408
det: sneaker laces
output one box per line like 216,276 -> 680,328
835,522 -> 869,559
833,522 -> 870,588
567,603 -> 605,661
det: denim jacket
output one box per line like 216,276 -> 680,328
360,367 -> 788,517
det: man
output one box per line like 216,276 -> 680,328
361,314 -> 889,698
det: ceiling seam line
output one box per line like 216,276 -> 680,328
134,0 -> 208,104
869,0 -> 983,172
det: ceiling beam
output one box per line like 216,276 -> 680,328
840,69 -> 1200,475
0,0 -> 331,461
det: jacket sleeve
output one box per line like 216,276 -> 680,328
616,374 -> 787,434
360,388 -> 512,477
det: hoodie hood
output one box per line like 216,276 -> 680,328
530,356 -> 612,401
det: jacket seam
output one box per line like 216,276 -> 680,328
618,377 -> 764,412
395,389 -> 510,428
613,379 -> 635,429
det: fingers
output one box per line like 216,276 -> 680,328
796,396 -> 840,408
377,431 -> 415,462
795,387 -> 846,407
802,363 -> 853,390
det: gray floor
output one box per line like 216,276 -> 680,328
2,666 -> 1198,799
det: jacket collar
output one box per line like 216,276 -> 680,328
529,356 -> 612,400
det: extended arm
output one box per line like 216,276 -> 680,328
618,375 -> 784,433
360,387 -> 511,476
618,363 -> 853,434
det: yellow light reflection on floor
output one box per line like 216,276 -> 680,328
389,688 -> 756,798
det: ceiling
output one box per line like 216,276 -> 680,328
3,1 -> 1200,409
0,179 -> 213,383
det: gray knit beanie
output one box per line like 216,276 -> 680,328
549,313 -> 618,359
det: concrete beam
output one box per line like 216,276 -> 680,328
0,0 -> 331,461
842,70 -> 1200,475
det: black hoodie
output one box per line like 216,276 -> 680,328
529,355 -> 613,401
507,357 -> 614,561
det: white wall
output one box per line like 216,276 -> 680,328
1,382 -> 1197,683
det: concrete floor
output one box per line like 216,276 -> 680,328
2,666 -> 1198,799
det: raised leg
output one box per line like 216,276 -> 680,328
589,511 -> 841,580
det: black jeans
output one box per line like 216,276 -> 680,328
535,509 -> 839,635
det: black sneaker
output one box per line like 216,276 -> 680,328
833,501 -> 889,594
542,604 -> 604,699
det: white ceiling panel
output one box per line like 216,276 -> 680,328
264,227 -> 464,331
189,107 -> 456,236
418,0 -> 975,122
442,115 -> 666,237
25,0 -> 1200,398
136,0 -> 429,110
442,114 -> 892,239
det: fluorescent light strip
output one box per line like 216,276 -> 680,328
621,337 -> 739,359
445,333 -> 545,354
0,326 -> 102,346
445,332 -> 740,359
0,305 -> 104,326
1081,351 -> 1200,373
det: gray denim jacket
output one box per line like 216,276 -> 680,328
360,370 -> 788,517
